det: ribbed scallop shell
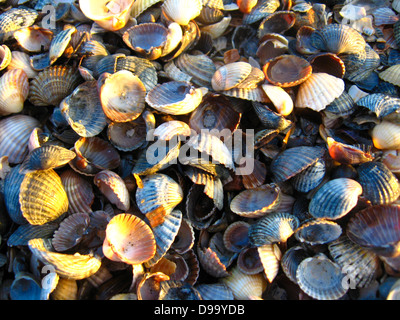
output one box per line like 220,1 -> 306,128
4,164 -> 27,224
257,243 -> 282,283
103,213 -> 156,265
153,120 -> 191,141
51,278 -> 78,300
371,121 -> 400,150
222,266 -> 266,300
145,210 -> 182,268
7,222 -> 59,247
357,93 -> 400,119
135,173 -> 184,226
99,70 -> 146,123
262,55 -> 312,88
94,170 -> 130,211
211,62 -> 252,91
296,72 -> 345,112
270,146 -> 325,183
29,65 -> 82,107
347,205 -> 400,257
131,0 -> 163,18
7,51 -> 38,78
308,52 -> 346,79
195,283 -> 234,300
242,0 -> 280,25
0,7 -> 38,42
145,81 -> 205,115
357,162 -> 400,205
60,169 -> 94,214
162,0 -> 203,25
28,238 -> 101,280
52,212 -> 90,252
60,81 -> 107,138
310,24 -> 366,55
281,245 -> 310,284
107,117 -> 147,152
291,158 -> 326,193
328,236 -> 380,288
295,219 -> 342,245
175,53 -> 216,88
19,145 -> 76,173
261,84 -> 294,116
19,169 -> 68,225
0,44 -> 11,71
0,69 -> 29,116
308,178 -> 362,220
13,26 -> 53,53
248,212 -> 300,246
379,64 -> 400,87
49,26 -> 76,65
230,183 -> 281,218
296,254 -> 347,300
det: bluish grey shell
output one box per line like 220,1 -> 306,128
281,245 -> 310,284
10,272 -> 42,300
8,222 -> 59,247
294,219 -> 342,245
325,90 -> 356,116
4,164 -> 28,224
357,93 -> 400,119
195,283 -> 234,300
291,158 -> 326,193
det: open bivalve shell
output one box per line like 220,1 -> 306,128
0,69 -> 29,116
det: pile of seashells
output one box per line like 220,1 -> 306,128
2,0 -> 400,300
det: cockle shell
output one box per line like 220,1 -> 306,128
0,7 -> 38,42
371,121 -> 400,150
0,69 -> 29,116
13,25 -> 53,53
7,51 -> 38,78
294,219 -> 342,245
161,0 -> 203,26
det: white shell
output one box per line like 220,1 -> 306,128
162,0 -> 203,25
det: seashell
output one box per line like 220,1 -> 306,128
10,272 -> 41,300
357,94 -> 400,119
373,7 -> 399,26
295,219 -> 342,245
19,169 -> 69,225
308,178 -> 362,220
131,0 -> 163,18
237,246 -> 264,275
195,283 -> 234,300
308,53 -> 346,79
0,7 -> 38,42
19,144 -> 76,174
153,120 -> 191,141
346,205 -> 400,258
261,84 -> 293,116
296,254 -> 347,300
79,0 -> 135,31
94,170 -> 130,211
242,0 -> 280,25
356,162 -> 400,205
52,212 -> 91,252
221,266 -> 266,300
161,0 -> 203,26
107,117 -> 148,152
70,137 -> 121,176
103,213 -> 156,265
237,0 -> 258,14
248,212 -> 300,246
175,53 -> 216,88
60,169 -> 94,214
252,102 -> 293,131
326,137 -> 373,165
325,90 -> 356,116
146,81 -> 205,115
296,72 -> 345,112
222,221 -> 250,253
0,44 -> 11,71
7,222 -> 59,247
281,245 -> 310,284
344,44 -> 380,83
262,55 -> 312,88
49,26 -> 76,65
200,15 -> 231,40
291,158 -> 326,193
222,85 -> 270,103
296,26 -> 319,55
270,146 -> 325,184
171,218 -> 195,254
310,24 -> 366,55
292,2 -> 318,30
136,271 -> 170,300
257,33 -> 289,65
371,121 -> 400,150
4,164 -> 28,225
379,64 -> 400,87
0,69 -> 29,116
328,236 -> 380,288
135,173 -> 183,227
29,65 -> 82,107
258,11 -> 296,38
13,25 -> 53,53
230,183 -> 281,218
257,243 -> 282,283
28,238 -> 101,280
51,278 -> 78,300
7,51 -> 38,78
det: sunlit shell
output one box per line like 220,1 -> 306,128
10,272 -> 42,300
356,162 -> 400,205
257,33 -> 289,65
237,0 -> 257,14
103,213 -> 156,265
295,219 -> 342,245
99,71 -> 146,123
262,55 -> 312,88
107,117 -> 148,151
211,61 -> 252,91
49,26 -> 76,65
195,283 -> 234,300
222,221 -> 250,253
248,212 -> 300,246
379,64 -> 400,87
200,15 -> 231,40
296,254 -> 347,300
258,11 -> 296,38
161,0 -> 203,26
242,0 -> 280,25
328,236 -> 380,288
175,53 -> 216,88
261,84 -> 293,116
222,266 -> 266,300
19,144 -> 76,173
296,73 -> 345,112
257,243 -> 282,283
153,120 -> 191,141
347,205 -> 400,257
308,178 -> 362,220
296,26 -> 319,55
326,137 -> 373,165
0,44 -> 11,71
310,24 -> 366,55
0,7 -> 38,42
51,278 -> 78,300
131,0 -> 163,18
136,271 -> 170,300
79,0 -> 135,31
146,81 -> 205,115
59,170 -> 93,215
28,238 -> 101,280
7,51 -> 38,78
270,146 -> 325,183
230,184 -> 281,218
0,69 -> 29,116
135,173 -> 183,227
281,245 -> 310,284
19,169 -> 68,225
13,25 -> 53,53
371,121 -> 400,150
94,170 -> 130,211
52,212 -> 90,252
29,65 -> 82,107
